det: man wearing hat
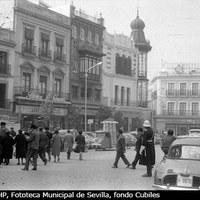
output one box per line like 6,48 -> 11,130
22,124 -> 40,170
139,120 -> 155,177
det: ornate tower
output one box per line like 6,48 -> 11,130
130,11 -> 152,106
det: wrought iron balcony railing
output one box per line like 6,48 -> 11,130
14,86 -> 70,102
166,90 -> 200,98
0,98 -> 11,109
110,98 -> 147,108
54,51 -> 66,63
79,72 -> 100,81
22,43 -> 36,55
38,48 -> 52,59
0,64 -> 11,75
161,110 -> 200,116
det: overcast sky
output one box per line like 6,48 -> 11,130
1,0 -> 200,79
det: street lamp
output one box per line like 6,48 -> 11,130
84,61 -> 103,132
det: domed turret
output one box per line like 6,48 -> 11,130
130,15 -> 145,30
130,11 -> 151,52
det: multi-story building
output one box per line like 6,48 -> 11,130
149,62 -> 200,136
13,0 -> 71,129
69,3 -> 105,131
102,12 -> 152,131
0,27 -> 17,128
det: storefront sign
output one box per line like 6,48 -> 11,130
16,105 -> 67,116
26,90 -> 65,102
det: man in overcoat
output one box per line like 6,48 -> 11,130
63,130 -> 74,159
139,120 -> 155,177
22,124 -> 40,170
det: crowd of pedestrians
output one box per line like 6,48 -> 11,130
0,122 -> 86,171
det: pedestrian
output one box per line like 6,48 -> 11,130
51,130 -> 61,162
0,122 -> 8,164
74,131 -> 86,160
112,129 -> 131,168
130,127 -> 143,169
38,127 -> 49,165
160,129 -> 176,155
10,127 -> 17,138
139,120 -> 155,177
63,130 -> 74,159
22,124 -> 40,171
2,131 -> 15,165
44,127 -> 52,161
14,129 -> 27,165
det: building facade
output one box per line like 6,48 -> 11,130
149,62 -> 200,136
69,3 -> 105,131
102,12 -> 152,132
13,0 -> 71,130
0,27 -> 18,128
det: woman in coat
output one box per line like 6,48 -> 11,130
14,129 -> 27,165
75,131 -> 86,160
2,131 -> 15,165
51,130 -> 61,162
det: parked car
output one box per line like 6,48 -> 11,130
91,131 -> 112,150
123,132 -> 137,148
82,132 -> 95,149
189,129 -> 200,136
153,137 -> 200,190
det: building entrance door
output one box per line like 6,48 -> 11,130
0,83 -> 6,108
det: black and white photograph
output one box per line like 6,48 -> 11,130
0,0 -> 200,194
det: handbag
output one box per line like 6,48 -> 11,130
73,143 -> 80,153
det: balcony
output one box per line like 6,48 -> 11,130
38,48 -> 52,59
166,90 -> 200,98
79,72 -> 100,81
54,51 -> 66,63
0,98 -> 11,109
0,64 -> 11,76
22,43 -> 36,55
110,98 -> 147,108
14,86 -> 70,102
161,110 -> 200,117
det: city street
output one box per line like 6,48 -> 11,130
0,145 -> 163,190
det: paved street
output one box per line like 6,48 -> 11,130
0,145 -> 163,190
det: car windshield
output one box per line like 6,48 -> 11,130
169,145 -> 200,160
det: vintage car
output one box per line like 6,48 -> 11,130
153,137 -> 200,190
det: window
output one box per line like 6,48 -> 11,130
192,83 -> 198,96
73,60 -> 78,73
168,83 -> 174,95
72,25 -> 77,38
180,83 -> 186,96
55,38 -> 64,61
24,27 -> 34,54
0,51 -> 7,74
87,88 -> 92,99
72,85 -> 79,99
121,86 -> 124,106
81,87 -> 85,98
168,102 -> 174,115
54,78 -> 61,98
138,53 -> 146,77
192,102 -> 198,116
115,85 -> 119,105
127,88 -> 130,106
95,33 -> 99,45
22,73 -> 31,92
87,30 -> 92,43
41,33 -> 50,56
179,102 -> 186,115
95,89 -> 101,101
80,28 -> 85,41
39,76 -> 47,95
